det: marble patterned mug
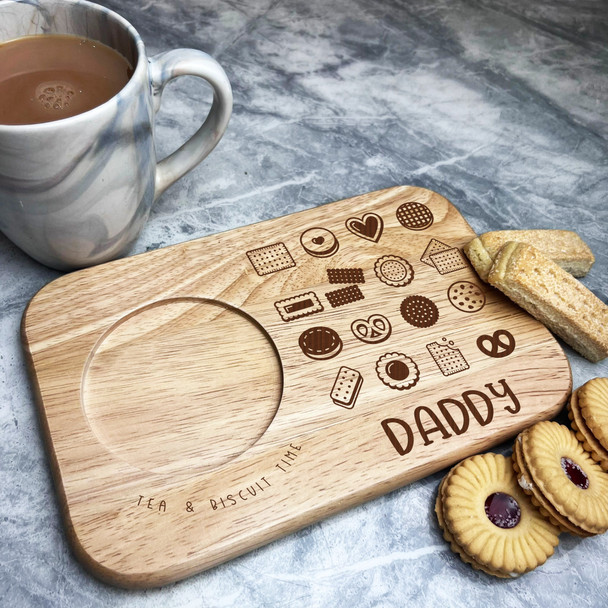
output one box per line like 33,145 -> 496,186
0,0 -> 232,270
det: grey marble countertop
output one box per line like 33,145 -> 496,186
2,0 -> 608,606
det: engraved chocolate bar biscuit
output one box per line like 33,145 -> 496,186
325,284 -> 365,308
327,268 -> 365,284
330,366 -> 363,408
247,242 -> 296,276
275,292 -> 323,322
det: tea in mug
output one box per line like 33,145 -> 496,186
0,34 -> 133,125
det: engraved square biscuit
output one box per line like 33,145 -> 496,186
426,341 -> 469,376
330,366 -> 363,408
325,284 -> 365,308
275,292 -> 323,322
246,242 -> 296,276
327,268 -> 365,284
420,238 -> 451,266
429,248 -> 468,275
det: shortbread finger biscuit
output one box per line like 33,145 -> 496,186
464,230 -> 594,281
487,242 -> 608,362
568,387 -> 608,471
522,421 -> 608,535
512,432 -> 592,537
441,453 -> 559,576
577,378 -> 608,452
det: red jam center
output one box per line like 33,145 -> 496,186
561,457 -> 589,489
484,492 -> 521,529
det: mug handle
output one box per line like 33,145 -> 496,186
148,49 -> 233,199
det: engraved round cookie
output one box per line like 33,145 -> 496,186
400,295 -> 439,328
577,377 -> 608,454
374,255 -> 414,287
300,227 -> 339,257
447,281 -> 486,313
376,352 -> 419,390
440,453 -> 560,577
521,421 -> 608,535
396,201 -> 434,230
568,388 -> 608,472
512,431 -> 592,537
298,326 -> 342,360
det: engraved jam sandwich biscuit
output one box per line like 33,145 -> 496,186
487,242 -> 608,362
568,378 -> 608,471
512,421 -> 608,536
436,453 -> 559,578
464,230 -> 595,282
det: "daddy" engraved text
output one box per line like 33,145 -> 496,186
381,378 -> 520,455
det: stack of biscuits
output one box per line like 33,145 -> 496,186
435,230 -> 608,577
463,229 -> 607,362
436,378 -> 608,577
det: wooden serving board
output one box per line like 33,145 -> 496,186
22,186 -> 571,588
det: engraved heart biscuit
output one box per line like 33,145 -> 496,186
345,213 -> 383,242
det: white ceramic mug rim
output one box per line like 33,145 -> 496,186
0,0 -> 148,132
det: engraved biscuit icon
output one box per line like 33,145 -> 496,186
376,352 -> 420,390
400,295 -> 439,328
477,329 -> 516,358
275,292 -> 323,322
420,239 -> 468,274
331,366 -> 363,408
430,248 -> 468,275
327,268 -> 365,284
345,213 -> 383,242
299,326 -> 343,360
420,238 -> 451,266
427,338 -> 469,376
300,227 -> 339,257
374,255 -> 414,287
396,201 -> 434,231
246,242 -> 296,276
447,281 -> 486,313
325,284 -> 365,308
351,314 -> 392,344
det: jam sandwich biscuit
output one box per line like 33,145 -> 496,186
568,378 -> 608,471
376,352 -> 419,390
513,421 -> 608,536
436,453 -> 560,577
464,230 -> 594,281
487,242 -> 608,362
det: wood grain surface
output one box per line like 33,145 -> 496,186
21,186 -> 572,588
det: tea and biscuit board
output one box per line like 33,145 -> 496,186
22,185 -> 572,588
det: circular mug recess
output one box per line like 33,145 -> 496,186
82,298 -> 283,474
